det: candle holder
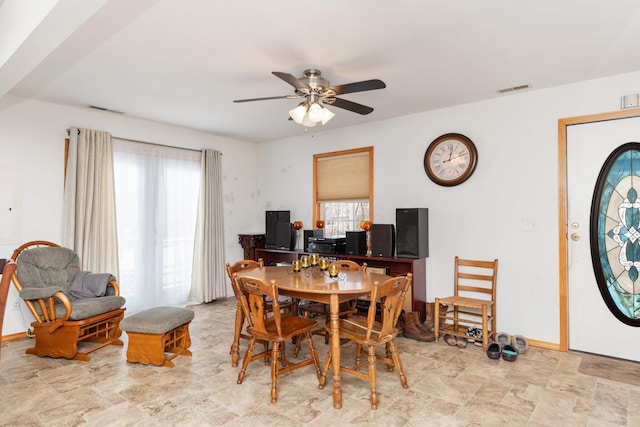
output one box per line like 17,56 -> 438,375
300,255 -> 310,268
309,253 -> 320,266
328,264 -> 340,278
293,221 -> 303,249
360,220 -> 373,256
292,259 -> 301,272
318,257 -> 329,270
316,220 -> 325,230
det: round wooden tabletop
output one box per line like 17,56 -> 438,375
236,265 -> 390,295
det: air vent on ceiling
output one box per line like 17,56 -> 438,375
497,84 -> 530,94
89,105 -> 124,114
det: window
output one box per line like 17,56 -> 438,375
314,147 -> 373,236
113,139 -> 201,313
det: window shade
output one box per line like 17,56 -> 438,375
317,151 -> 370,201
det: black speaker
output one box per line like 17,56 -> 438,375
346,231 -> 367,255
265,210 -> 290,248
396,208 -> 429,258
275,222 -> 296,250
303,229 -> 324,251
370,224 -> 395,258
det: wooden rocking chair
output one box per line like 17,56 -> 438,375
10,241 -> 126,361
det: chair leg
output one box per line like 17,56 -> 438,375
434,298 -> 440,343
367,345 -> 378,410
305,331 -> 322,379
384,342 -> 395,372
481,305 -> 488,351
453,306 -> 459,335
230,303 -> 244,367
237,338 -> 256,384
388,340 -> 408,389
270,342 -> 280,403
319,348 -> 332,389
293,310 -> 311,357
355,343 -> 363,365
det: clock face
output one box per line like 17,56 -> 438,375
424,133 -> 477,186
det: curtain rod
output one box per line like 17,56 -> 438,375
113,136 -> 202,153
66,128 -> 205,154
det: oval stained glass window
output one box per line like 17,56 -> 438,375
591,142 -> 640,326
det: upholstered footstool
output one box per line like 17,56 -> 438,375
120,306 -> 194,368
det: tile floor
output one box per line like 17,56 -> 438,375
1,298 -> 639,426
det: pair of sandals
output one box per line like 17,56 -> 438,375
443,333 -> 468,348
496,332 -> 528,353
486,332 -> 528,361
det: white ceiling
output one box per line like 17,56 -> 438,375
2,0 -> 640,143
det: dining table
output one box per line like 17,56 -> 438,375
236,264 -> 391,409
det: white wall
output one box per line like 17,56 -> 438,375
256,70 -> 640,346
0,95 -> 258,335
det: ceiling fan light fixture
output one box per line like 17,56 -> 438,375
301,114 -> 316,127
236,69 -> 385,129
307,102 -> 325,123
321,106 -> 335,125
289,103 -> 308,124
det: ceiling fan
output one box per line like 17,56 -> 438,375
233,69 -> 386,127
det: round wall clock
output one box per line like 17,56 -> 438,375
423,133 -> 478,186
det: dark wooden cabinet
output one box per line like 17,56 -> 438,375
254,248 -> 426,319
238,234 -> 266,261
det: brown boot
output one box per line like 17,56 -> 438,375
424,303 -> 448,332
424,303 -> 435,331
412,311 -> 435,341
403,312 -> 434,342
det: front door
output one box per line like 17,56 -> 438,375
567,115 -> 640,361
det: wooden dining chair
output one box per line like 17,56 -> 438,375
235,274 -> 321,403
293,260 -> 367,357
319,273 -> 412,410
434,257 -> 498,351
226,259 -> 272,367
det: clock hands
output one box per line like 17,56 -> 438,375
443,152 -> 469,163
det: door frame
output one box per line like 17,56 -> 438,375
558,107 -> 640,351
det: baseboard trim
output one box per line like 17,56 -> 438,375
528,338 -> 560,351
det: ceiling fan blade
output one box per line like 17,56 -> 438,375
325,97 -> 374,115
329,79 -> 386,96
272,71 -> 310,91
233,95 -> 301,103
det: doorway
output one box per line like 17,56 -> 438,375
559,108 -> 640,359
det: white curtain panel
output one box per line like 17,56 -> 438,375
190,149 -> 226,303
62,127 -> 120,277
113,139 -> 200,312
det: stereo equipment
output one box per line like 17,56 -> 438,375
346,231 -> 367,255
275,222 -> 296,250
265,210 -> 290,248
370,224 -> 395,257
303,229 -> 324,251
307,236 -> 346,254
396,208 -> 429,258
